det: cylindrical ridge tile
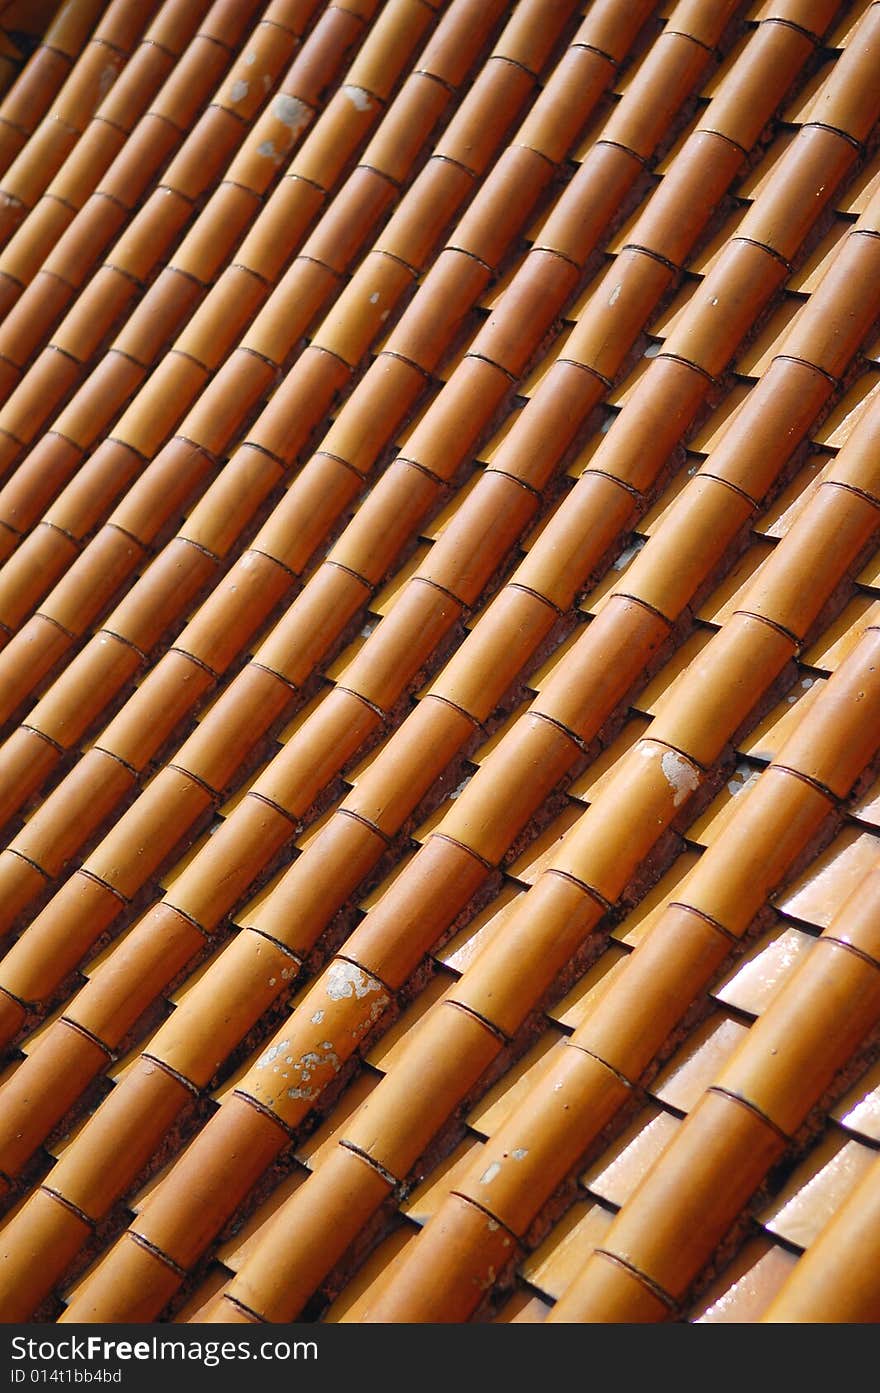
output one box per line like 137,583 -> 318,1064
662,239 -> 787,378
718,939 -> 880,1137
737,125 -> 857,262
572,905 -> 732,1081
562,252 -> 674,383
416,473 -> 538,607
515,43 -> 615,163
532,141 -> 641,265
328,459 -> 440,585
429,586 -> 558,723
433,58 -> 534,175
700,17 -> 815,150
548,1254 -> 670,1323
80,766 -> 213,899
779,230 -> 880,379
648,612 -> 795,767
612,476 -> 754,621
86,1096 -> 286,1298
0,872 -> 123,1008
9,748 -> 135,878
398,355 -> 509,480
337,579 -> 463,712
65,903 -> 207,1046
550,740 -> 702,900
225,1145 -> 393,1321
807,0 -> 880,142
163,795 -> 297,930
737,484 -> 880,644
249,686 -> 380,816
676,766 -> 832,934
96,649 -> 216,769
172,664 -> 293,793
241,810 -> 386,955
59,1234 -> 183,1323
532,595 -> 671,743
489,362 -> 605,491
702,358 -> 832,502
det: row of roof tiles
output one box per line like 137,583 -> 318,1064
0,0 -> 877,1324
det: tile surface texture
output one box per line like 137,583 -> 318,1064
0,0 -> 877,1326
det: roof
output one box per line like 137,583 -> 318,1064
0,0 -> 877,1326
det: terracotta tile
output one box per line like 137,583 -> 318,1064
692,1238 -> 797,1323
736,131 -> 795,201
801,595 -> 880,672
816,372 -> 880,449
832,1061 -> 880,1143
547,945 -> 631,1031
295,1070 -> 379,1170
735,298 -> 805,379
754,454 -> 832,539
788,220 -> 850,295
688,205 -> 747,276
323,1226 -> 418,1322
567,717 -> 652,802
611,850 -> 701,947
467,1032 -> 567,1137
2,0 -> 880,1326
493,1288 -> 551,1322
687,763 -> 763,847
695,542 -> 776,626
738,674 -> 826,762
776,826 -> 880,929
783,56 -> 836,123
429,883 -> 520,974
506,804 -> 584,885
364,974 -> 455,1070
837,151 -> 880,215
173,1267 -> 230,1324
651,1011 -> 750,1113
581,1106 -> 681,1208
852,775 -> 880,832
688,382 -> 753,454
633,628 -> 714,717
216,1170 -> 310,1273
713,922 -> 816,1016
760,1129 -> 877,1250
521,1199 -> 615,1300
828,0 -> 874,47
401,1135 -> 485,1224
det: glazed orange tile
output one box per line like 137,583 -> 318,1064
0,0 -> 876,1333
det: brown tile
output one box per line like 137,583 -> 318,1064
651,1011 -> 750,1113
776,827 -> 880,929
760,1129 -> 877,1250
692,1238 -> 797,1323
581,1105 -> 681,1208
713,923 -> 816,1016
521,1199 -> 615,1300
